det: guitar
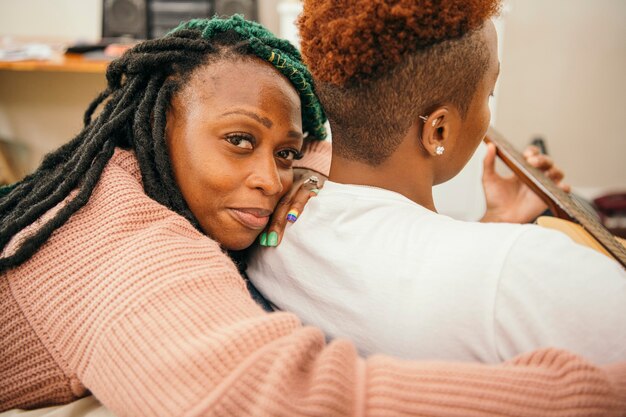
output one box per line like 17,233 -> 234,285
484,126 -> 626,269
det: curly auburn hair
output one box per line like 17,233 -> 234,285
299,0 -> 500,86
298,0 -> 501,165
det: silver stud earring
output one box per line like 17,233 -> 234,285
435,146 -> 445,155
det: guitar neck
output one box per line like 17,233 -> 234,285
484,126 -> 626,269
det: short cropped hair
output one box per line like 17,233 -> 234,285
299,0 -> 501,165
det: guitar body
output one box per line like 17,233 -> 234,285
536,216 -> 626,259
485,127 -> 626,269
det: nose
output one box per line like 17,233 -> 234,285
247,153 -> 284,196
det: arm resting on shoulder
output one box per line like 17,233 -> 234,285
82,252 -> 626,417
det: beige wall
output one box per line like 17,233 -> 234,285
0,0 -> 624,194
495,0 -> 626,193
0,0 -> 101,41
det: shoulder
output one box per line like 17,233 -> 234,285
80,148 -> 226,265
504,224 -> 625,274
494,224 -> 626,363
22,147 -> 234,285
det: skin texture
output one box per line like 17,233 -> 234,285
166,57 -> 304,250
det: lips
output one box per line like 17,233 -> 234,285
229,208 -> 272,230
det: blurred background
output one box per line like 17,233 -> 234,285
0,0 -> 624,225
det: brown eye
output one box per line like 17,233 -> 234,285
276,149 -> 303,161
226,134 -> 254,150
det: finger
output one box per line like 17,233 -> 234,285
302,175 -> 322,191
286,186 -> 317,224
545,166 -> 564,183
522,145 -> 541,159
264,196 -> 295,246
264,184 -> 318,247
526,154 -> 554,171
482,143 -> 497,177
559,182 -> 571,193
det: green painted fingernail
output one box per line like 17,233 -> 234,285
259,232 -> 267,246
267,231 -> 278,247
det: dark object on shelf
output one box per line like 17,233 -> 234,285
103,0 -> 150,39
65,38 -> 128,54
102,0 -> 258,40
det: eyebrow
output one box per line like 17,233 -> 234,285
220,109 -> 304,140
221,109 -> 273,128
287,130 -> 304,140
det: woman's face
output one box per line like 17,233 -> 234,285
166,58 -> 303,250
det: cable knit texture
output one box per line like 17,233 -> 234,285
294,139 -> 331,176
1,143 -> 625,417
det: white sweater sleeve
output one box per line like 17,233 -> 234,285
494,226 -> 626,364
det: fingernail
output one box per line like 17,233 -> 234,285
267,231 -> 278,247
259,232 -> 267,246
528,156 -> 539,164
309,188 -> 320,197
286,209 -> 299,223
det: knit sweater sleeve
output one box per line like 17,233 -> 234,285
7,153 -> 626,417
293,139 -> 331,176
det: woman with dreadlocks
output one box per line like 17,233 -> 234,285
1,15 -> 624,417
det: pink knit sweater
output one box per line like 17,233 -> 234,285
1,144 -> 625,416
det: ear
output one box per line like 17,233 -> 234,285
419,108 -> 451,157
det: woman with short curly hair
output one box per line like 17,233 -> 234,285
249,0 -> 626,401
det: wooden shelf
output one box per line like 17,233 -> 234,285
0,53 -> 109,74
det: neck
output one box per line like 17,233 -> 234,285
328,135 -> 437,212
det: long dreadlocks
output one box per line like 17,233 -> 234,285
0,15 -> 327,272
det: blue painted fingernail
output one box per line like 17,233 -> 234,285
259,232 -> 267,246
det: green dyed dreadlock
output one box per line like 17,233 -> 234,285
0,15 -> 327,272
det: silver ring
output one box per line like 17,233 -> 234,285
303,175 -> 319,187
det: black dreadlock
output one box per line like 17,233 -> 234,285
0,15 -> 327,272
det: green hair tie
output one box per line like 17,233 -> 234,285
170,15 -> 327,140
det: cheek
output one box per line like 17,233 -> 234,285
185,160 -> 239,213
482,105 -> 491,130
170,143 -> 235,222
470,104 -> 491,149
280,170 -> 294,197
479,101 -> 491,131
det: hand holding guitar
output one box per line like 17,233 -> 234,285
480,142 -> 570,223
